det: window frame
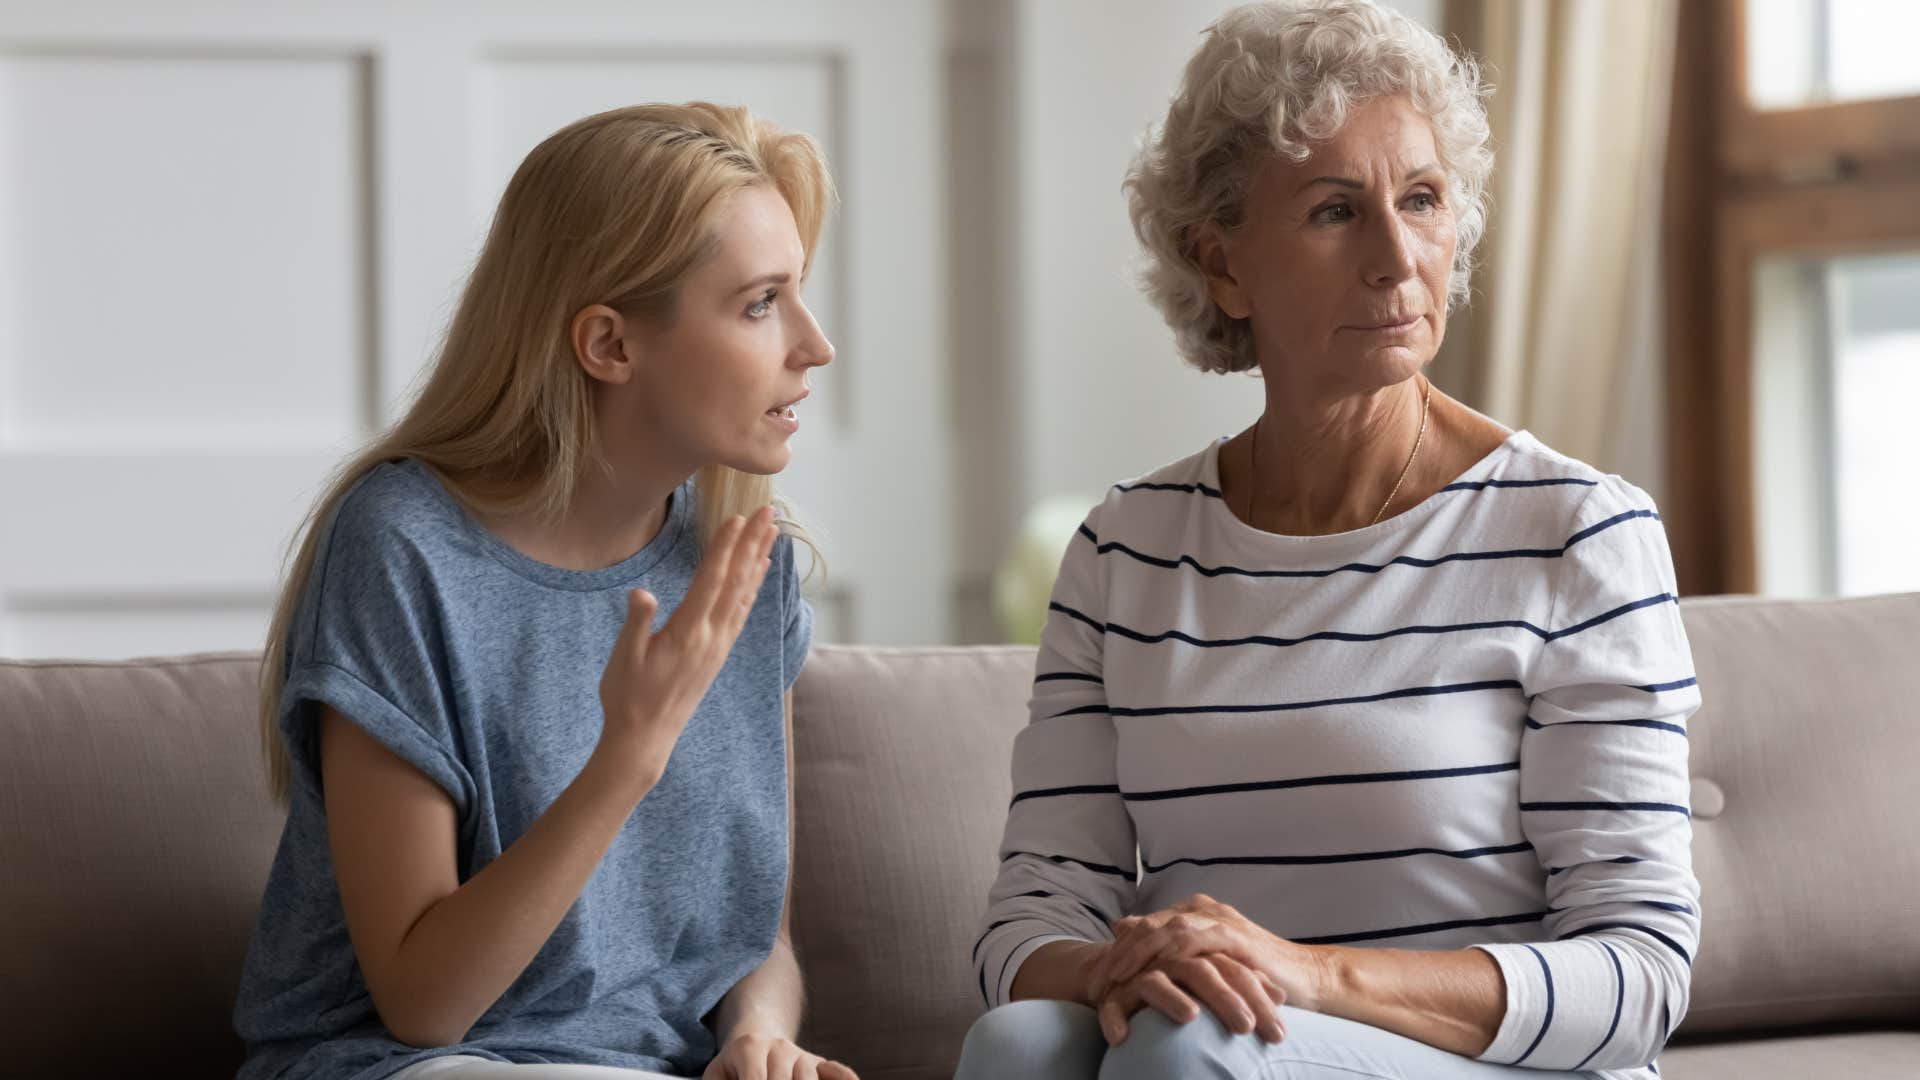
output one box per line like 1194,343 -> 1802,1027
1663,0 -> 1920,594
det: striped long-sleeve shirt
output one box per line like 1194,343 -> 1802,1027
975,431 -> 1700,1079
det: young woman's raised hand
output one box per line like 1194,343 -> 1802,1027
597,506 -> 780,786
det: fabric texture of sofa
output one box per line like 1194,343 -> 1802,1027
2,593 -> 1917,1078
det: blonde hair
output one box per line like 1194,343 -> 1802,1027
258,102 -> 834,803
1125,0 -> 1493,374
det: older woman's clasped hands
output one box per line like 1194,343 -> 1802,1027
1088,894 -> 1323,1046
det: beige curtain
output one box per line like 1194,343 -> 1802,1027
1436,0 -> 1678,489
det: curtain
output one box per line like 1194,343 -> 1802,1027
1436,0 -> 1678,492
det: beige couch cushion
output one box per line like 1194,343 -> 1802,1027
1678,594 -> 1920,1035
1661,1030 -> 1920,1079
789,645 -> 1034,1080
0,652 -> 278,1078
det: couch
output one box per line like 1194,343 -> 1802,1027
3,593 -> 1917,1078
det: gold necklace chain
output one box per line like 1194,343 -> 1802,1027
1243,375 -> 1433,531
1370,375 -> 1432,526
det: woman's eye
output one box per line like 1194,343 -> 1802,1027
1314,204 -> 1353,223
748,289 -> 778,318
1407,192 -> 1439,212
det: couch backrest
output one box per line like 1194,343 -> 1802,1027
0,653 -> 273,1078
2,594 -> 1916,1078
1661,594 -> 1920,1036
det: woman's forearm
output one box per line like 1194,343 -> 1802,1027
1309,945 -> 1506,1057
341,741 -> 657,1047
1009,940 -> 1106,1004
711,934 -> 805,1043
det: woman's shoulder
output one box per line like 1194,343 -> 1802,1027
1089,442 -> 1222,523
312,458 -> 476,589
1490,432 -> 1659,516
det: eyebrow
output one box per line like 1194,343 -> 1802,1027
732,272 -> 792,296
1295,163 -> 1444,196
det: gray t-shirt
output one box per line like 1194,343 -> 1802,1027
234,459 -> 810,1080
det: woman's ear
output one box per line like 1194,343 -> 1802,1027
1190,222 -> 1253,320
572,303 -> 634,385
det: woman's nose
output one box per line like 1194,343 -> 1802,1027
792,303 -> 834,368
1364,216 -> 1418,286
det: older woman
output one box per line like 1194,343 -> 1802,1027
958,3 -> 1699,1079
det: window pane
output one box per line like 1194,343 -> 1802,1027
1752,250 -> 1920,597
1746,0 -> 1920,109
1831,253 -> 1920,595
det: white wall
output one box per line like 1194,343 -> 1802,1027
0,0 -> 950,656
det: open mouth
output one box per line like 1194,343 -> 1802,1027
767,388 -> 809,419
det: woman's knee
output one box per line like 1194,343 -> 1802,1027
1097,1008 -> 1255,1080
954,999 -> 1104,1080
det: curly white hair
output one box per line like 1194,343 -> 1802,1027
1125,0 -> 1494,374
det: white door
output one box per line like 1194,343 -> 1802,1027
0,0 -> 950,657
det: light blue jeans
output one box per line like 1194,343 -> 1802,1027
954,1000 -> 1604,1080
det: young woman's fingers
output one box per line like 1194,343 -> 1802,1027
1165,956 -> 1254,1035
677,514 -> 748,623
1210,954 -> 1285,1043
612,589 -> 658,665
730,1045 -> 768,1080
817,1061 -> 859,1080
762,1040 -> 799,1080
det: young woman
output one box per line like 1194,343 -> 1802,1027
233,103 -> 856,1080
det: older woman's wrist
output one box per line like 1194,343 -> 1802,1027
1279,940 -> 1346,1013
1007,938 -> 1107,1005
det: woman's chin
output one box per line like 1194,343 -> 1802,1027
720,445 -> 791,477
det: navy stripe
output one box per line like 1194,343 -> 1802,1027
1637,676 -> 1699,693
1125,761 -> 1518,803
1514,945 -> 1556,1065
1543,594 -> 1680,642
1564,509 -> 1662,549
1639,900 -> 1694,914
1441,477 -> 1599,492
1050,594 -> 1674,654
1050,601 -> 1104,633
1077,522 -> 1098,545
1105,679 -> 1521,719
1527,716 -> 1688,737
1522,801 -> 1690,816
1143,840 -> 1534,874
1126,475 -> 1597,497
1010,783 -> 1122,805
1547,856 -> 1644,876
1295,910 -> 1548,946
971,918 -> 1014,963
1003,850 -> 1135,879
1048,703 -> 1110,719
1573,941 -> 1626,1071
1008,889 -> 1113,930
1560,922 -> 1694,966
1034,671 -> 1103,684
1113,480 -> 1225,498
1086,506 -> 1655,582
